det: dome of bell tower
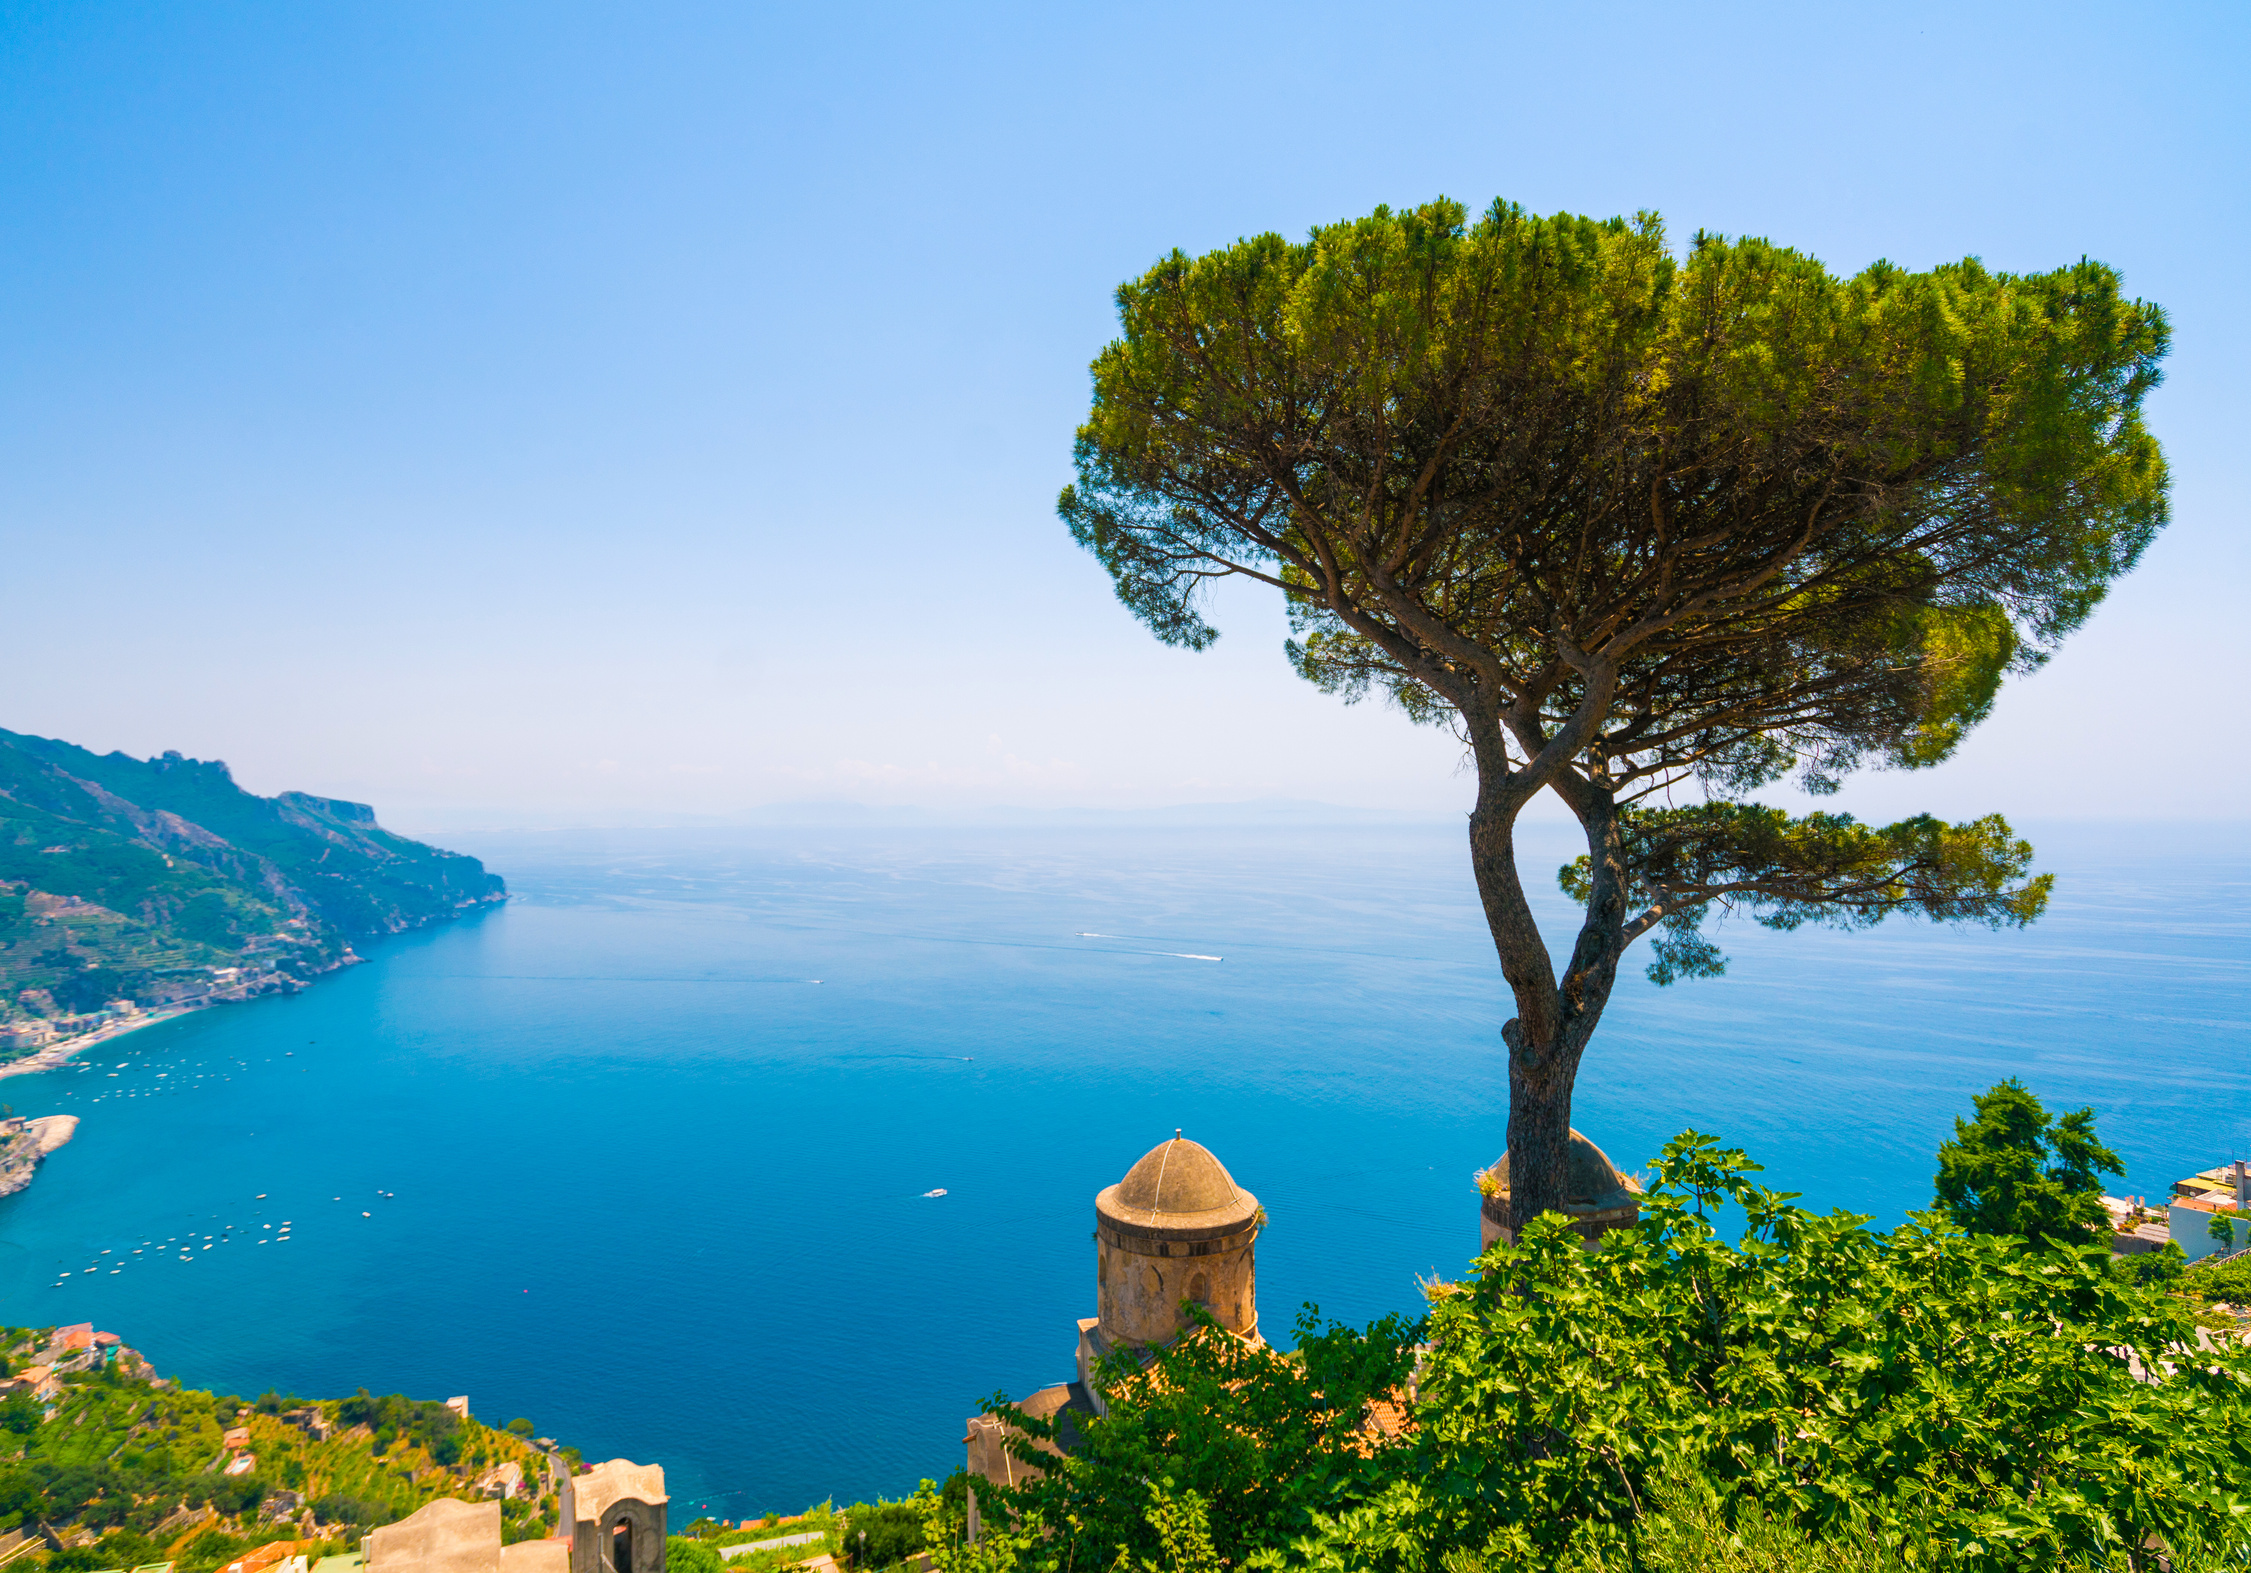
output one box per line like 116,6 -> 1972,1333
1085,1131 -> 1263,1367
1477,1127 -> 1643,1250
1098,1134 -> 1261,1237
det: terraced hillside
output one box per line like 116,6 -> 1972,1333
0,1325 -> 559,1573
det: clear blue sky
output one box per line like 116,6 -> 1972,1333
3,2 -> 2243,828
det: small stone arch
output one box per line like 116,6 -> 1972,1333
564,1460 -> 668,1573
591,1503 -> 662,1573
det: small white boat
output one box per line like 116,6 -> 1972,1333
922,1188 -> 948,1198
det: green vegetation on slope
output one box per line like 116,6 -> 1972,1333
0,729 -> 504,1026
669,1505 -> 846,1573
0,1330 -> 556,1573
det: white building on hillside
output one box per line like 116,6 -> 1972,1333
2170,1160 -> 2249,1264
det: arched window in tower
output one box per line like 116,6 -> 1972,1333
1188,1272 -> 1209,1306
611,1521 -> 633,1573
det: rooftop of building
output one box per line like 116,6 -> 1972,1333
570,1458 -> 668,1523
2175,1162 -> 2247,1192
1096,1134 -> 1260,1235
1481,1130 -> 1642,1212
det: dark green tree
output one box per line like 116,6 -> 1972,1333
2116,1240 -> 2185,1289
838,1498 -> 930,1571
1060,199 -> 2167,1230
1933,1078 -> 2122,1249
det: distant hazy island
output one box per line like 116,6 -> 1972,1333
0,729 -> 503,1066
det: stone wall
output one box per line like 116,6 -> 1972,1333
566,1460 -> 668,1573
367,1499 -> 502,1573
1478,1190 -> 1638,1252
1095,1216 -> 1258,1346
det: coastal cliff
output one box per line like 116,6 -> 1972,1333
0,728 -> 504,1040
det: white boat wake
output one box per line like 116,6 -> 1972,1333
1074,932 -> 1222,962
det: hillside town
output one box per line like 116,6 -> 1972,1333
2107,1158 -> 2251,1266
0,1319 -> 690,1573
0,1314 -> 876,1573
0,951 -> 323,1071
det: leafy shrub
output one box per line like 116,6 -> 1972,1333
968,1133 -> 2251,1573
983,1303 -> 1417,1571
2188,1250 -> 2251,1303
668,1537 -> 725,1573
839,1499 -> 931,1570
502,1511 -> 555,1547
724,1545 -> 828,1573
83,1529 -> 160,1569
2114,1241 -> 2185,1288
77,1492 -> 127,1528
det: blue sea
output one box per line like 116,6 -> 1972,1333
0,819 -> 2245,1520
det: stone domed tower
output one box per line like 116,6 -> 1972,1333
1075,1132 -> 1262,1406
1478,1129 -> 1642,1250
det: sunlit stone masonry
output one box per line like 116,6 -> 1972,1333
964,1132 -> 1264,1539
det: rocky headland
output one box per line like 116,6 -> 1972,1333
0,727 -> 505,1061
0,1113 -> 78,1196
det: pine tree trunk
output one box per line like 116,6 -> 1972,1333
1466,733 -> 1627,1237
1503,1047 -> 1576,1236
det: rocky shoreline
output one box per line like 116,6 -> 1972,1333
0,1114 -> 78,1197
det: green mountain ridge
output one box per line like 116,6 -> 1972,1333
0,730 -> 503,1023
